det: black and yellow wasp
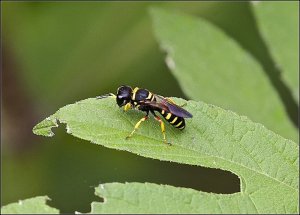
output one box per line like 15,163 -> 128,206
97,85 -> 193,145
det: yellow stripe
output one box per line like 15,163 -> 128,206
132,87 -> 139,100
175,121 -> 183,127
151,95 -> 155,101
146,92 -> 152,100
161,110 -> 165,115
166,113 -> 172,120
170,117 -> 178,124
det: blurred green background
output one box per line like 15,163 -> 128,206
2,1 -> 295,213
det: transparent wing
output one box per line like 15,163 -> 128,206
140,100 -> 169,111
152,95 -> 193,118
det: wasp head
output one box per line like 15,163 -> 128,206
116,85 -> 132,107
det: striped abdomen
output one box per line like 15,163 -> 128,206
159,109 -> 185,130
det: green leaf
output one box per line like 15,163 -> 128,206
150,8 -> 298,142
1,196 -> 59,214
91,182 -> 252,213
33,97 -> 299,213
252,1 -> 299,102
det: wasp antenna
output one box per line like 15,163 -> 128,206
96,93 -> 116,99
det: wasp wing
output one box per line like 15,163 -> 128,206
139,100 -> 169,111
166,102 -> 193,118
147,95 -> 193,118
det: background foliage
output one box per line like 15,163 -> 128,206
2,1 -> 298,213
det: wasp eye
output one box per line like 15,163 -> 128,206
116,85 -> 132,107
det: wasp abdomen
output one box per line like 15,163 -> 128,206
160,110 -> 185,130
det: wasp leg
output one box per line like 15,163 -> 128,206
96,93 -> 116,99
126,114 -> 149,140
179,102 -> 187,107
165,97 -> 176,104
154,116 -> 171,146
166,97 -> 186,107
124,103 -> 132,111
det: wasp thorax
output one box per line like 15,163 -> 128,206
116,85 -> 132,107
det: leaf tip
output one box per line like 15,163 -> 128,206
32,116 -> 58,137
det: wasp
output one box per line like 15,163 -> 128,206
97,85 -> 193,145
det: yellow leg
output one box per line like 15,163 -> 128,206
126,116 -> 148,139
155,116 -> 171,145
179,102 -> 187,107
166,97 -> 186,107
166,97 -> 176,104
124,103 -> 132,111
